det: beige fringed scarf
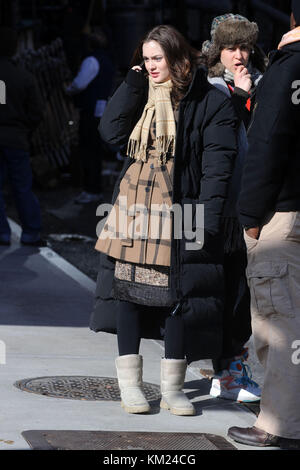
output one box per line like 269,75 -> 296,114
127,76 -> 176,165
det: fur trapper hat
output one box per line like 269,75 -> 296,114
202,14 -> 259,77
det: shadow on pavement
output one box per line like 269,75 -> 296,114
0,244 -> 93,327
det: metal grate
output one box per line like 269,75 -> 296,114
14,376 -> 161,401
22,430 -> 236,450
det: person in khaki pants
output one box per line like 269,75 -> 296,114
227,1 -> 300,450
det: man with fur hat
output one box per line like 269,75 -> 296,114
201,14 -> 266,404
227,1 -> 300,449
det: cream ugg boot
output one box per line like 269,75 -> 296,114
160,358 -> 196,416
115,354 -> 150,414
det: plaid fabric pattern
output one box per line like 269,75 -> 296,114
95,114 -> 174,267
202,13 -> 249,53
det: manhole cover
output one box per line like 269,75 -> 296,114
22,430 -> 236,450
14,376 -> 161,401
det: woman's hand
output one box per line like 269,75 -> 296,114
234,65 -> 252,93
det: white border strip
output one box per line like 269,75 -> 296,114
8,218 -> 96,294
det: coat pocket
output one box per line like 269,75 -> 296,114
286,212 -> 300,243
246,261 -> 295,318
244,230 -> 259,251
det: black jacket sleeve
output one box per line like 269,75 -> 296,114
200,92 -> 238,235
238,62 -> 299,228
99,69 -> 147,147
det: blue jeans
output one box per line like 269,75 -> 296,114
0,147 -> 41,242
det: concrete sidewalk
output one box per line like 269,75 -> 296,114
0,220 -> 269,451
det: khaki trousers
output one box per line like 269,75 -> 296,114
244,212 -> 300,439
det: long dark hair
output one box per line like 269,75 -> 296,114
131,25 -> 201,104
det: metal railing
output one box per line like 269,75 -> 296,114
15,38 -> 79,170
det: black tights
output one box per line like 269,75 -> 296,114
116,301 -> 185,359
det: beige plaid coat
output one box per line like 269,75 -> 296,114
95,114 -> 174,267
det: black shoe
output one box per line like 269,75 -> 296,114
0,239 -> 10,246
227,426 -> 280,447
21,239 -> 48,247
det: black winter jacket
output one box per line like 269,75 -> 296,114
238,42 -> 300,228
90,67 -> 238,362
0,57 -> 43,150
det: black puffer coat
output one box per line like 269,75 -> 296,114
239,42 -> 300,227
90,66 -> 238,363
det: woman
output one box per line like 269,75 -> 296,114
202,14 -> 267,402
90,25 -> 237,416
